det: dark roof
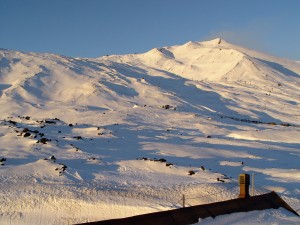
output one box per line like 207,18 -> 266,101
77,191 -> 299,225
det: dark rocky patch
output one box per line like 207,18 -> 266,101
0,157 -> 6,166
188,170 -> 195,175
73,136 -> 82,140
161,105 -> 176,110
23,132 -> 31,137
219,114 -> 296,127
57,163 -> 67,175
60,164 -> 67,171
7,120 -> 17,126
37,138 -> 50,144
44,120 -> 56,124
155,158 -> 167,163
137,157 -> 176,168
217,177 -> 225,182
22,128 -> 29,133
0,158 -> 6,162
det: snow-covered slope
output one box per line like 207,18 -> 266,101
0,39 -> 300,224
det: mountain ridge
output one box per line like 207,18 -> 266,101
1,38 -> 300,124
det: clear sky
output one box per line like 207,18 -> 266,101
1,0 -> 299,60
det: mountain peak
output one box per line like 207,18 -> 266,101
199,37 -> 223,45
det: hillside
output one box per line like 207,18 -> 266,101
0,38 -> 300,224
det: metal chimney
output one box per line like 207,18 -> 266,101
239,174 -> 250,198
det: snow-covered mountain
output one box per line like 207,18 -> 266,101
0,38 -> 300,224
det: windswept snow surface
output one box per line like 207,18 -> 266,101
0,38 -> 300,224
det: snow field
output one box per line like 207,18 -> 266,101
0,38 -> 300,224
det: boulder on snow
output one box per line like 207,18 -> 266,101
188,170 -> 195,175
23,132 -> 31,137
0,158 -> 6,162
37,138 -> 50,144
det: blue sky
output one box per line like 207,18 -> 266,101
1,0 -> 299,60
